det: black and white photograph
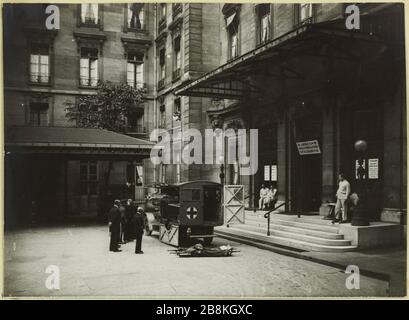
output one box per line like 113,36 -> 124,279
1,1 -> 407,300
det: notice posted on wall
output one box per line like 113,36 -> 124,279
271,165 -> 277,181
355,159 -> 366,179
296,140 -> 321,155
368,158 -> 379,179
264,165 -> 270,181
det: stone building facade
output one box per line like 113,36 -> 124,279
3,3 -> 407,228
3,3 -> 158,222
175,3 -> 406,224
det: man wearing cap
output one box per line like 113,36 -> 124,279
133,207 -> 145,254
108,200 -> 122,252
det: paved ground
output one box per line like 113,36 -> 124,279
301,248 -> 406,296
3,224 -> 390,298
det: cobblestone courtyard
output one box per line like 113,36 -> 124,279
3,224 -> 389,298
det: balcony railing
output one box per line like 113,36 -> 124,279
80,18 -> 101,28
30,74 -> 51,85
172,4 -> 182,18
158,79 -> 165,90
172,68 -> 181,81
79,77 -> 98,87
158,18 -> 167,34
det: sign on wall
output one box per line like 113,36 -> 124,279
271,165 -> 277,182
264,165 -> 270,181
264,165 -> 277,181
296,140 -> 321,155
355,159 -> 366,180
368,158 -> 379,179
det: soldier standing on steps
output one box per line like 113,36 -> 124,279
333,173 -> 351,224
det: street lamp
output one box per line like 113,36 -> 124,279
219,155 -> 225,186
351,139 -> 370,226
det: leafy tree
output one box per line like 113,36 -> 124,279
64,81 -> 146,213
65,81 -> 146,133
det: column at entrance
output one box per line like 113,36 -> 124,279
321,106 -> 336,204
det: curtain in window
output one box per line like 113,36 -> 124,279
30,53 -> 49,83
128,4 -> 144,29
136,63 -> 144,88
127,62 -> 135,87
39,55 -> 49,82
226,12 -> 237,28
80,58 -> 89,86
231,33 -> 238,58
81,3 -> 98,23
175,50 -> 181,69
261,14 -> 270,42
300,4 -> 313,22
30,54 -> 39,82
81,4 -> 98,23
90,59 -> 98,86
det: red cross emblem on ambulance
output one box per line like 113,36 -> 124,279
186,206 -> 198,220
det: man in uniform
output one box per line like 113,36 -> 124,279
108,200 -> 122,252
133,206 -> 145,254
333,173 -> 351,224
124,199 -> 136,242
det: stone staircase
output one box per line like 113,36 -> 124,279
215,210 -> 358,252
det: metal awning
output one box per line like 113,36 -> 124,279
174,20 -> 392,99
5,126 -> 154,156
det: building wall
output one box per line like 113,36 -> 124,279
3,3 -> 156,218
181,3 -> 406,220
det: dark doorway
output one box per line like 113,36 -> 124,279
291,113 -> 323,213
203,185 -> 222,222
255,124 -> 277,208
339,104 -> 384,220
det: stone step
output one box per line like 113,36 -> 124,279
245,211 -> 335,226
230,224 -> 351,246
242,220 -> 343,239
215,226 -> 357,252
242,215 -> 340,234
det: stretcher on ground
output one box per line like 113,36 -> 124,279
169,244 -> 239,257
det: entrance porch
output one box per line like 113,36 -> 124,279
216,209 -> 404,252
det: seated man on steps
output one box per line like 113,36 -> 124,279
259,184 -> 269,210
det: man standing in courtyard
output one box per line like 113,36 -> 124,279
133,207 -> 145,254
333,173 -> 351,224
108,200 -> 122,252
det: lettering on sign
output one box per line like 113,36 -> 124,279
296,140 -> 321,155
264,165 -> 270,181
368,158 -> 379,179
271,165 -> 277,182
